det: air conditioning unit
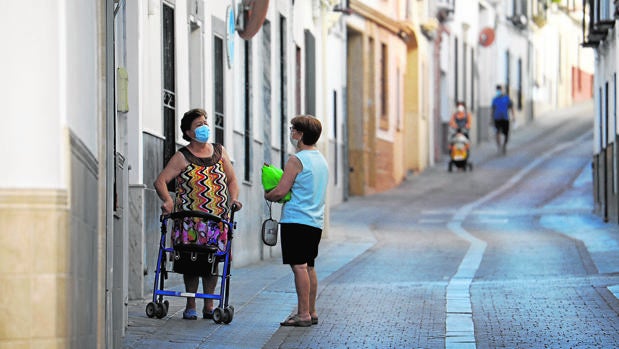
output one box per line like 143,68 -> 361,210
510,14 -> 528,30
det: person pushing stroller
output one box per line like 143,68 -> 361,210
449,101 -> 472,139
448,101 -> 473,171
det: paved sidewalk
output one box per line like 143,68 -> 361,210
123,212 -> 376,349
123,101 -> 619,348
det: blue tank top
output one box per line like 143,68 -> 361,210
280,150 -> 329,229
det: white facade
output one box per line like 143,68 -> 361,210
0,0 -> 349,347
116,0 -> 349,301
1,1 -> 110,347
444,0 -> 534,145
532,3 -> 595,115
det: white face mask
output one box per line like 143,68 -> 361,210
457,105 -> 465,112
289,133 -> 299,148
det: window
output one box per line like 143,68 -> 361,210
188,0 -> 203,108
613,74 -> 617,194
470,47 -> 475,111
305,30 -> 316,115
505,50 -> 511,95
262,19 -> 272,152
279,16 -> 288,168
396,69 -> 401,130
454,37 -> 459,103
517,58 -> 523,110
213,36 -> 225,144
380,43 -> 388,118
243,41 -> 252,182
463,41 -> 468,104
295,45 -> 301,115
162,3 -> 176,192
333,90 -> 338,184
600,0 -> 611,21
512,0 -> 526,16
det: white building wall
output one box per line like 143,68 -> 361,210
126,0 -> 144,184
477,1 -> 500,117
324,16 -> 348,205
142,1 -> 164,137
231,3 -> 245,137
594,53 -> 602,154
595,38 -> 618,153
174,0 -> 190,138
493,1 -> 531,125
533,23 -> 558,111
122,0 -> 348,282
376,36 -> 408,141
0,2 -> 75,189
448,0 -> 480,109
66,0 -> 99,156
1,2 -> 109,346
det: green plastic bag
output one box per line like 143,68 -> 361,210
261,164 -> 291,203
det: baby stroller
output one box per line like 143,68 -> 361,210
448,129 -> 473,172
145,207 -> 237,324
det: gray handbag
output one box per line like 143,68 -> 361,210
261,201 -> 279,246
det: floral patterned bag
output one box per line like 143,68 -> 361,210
171,216 -> 228,252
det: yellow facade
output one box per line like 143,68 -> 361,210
347,0 -> 429,195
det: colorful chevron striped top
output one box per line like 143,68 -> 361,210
171,144 -> 230,251
174,144 -> 230,219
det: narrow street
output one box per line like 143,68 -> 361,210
124,102 -> 619,348
267,101 -> 619,348
6,2 -> 613,348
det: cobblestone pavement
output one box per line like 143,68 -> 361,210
124,102 -> 619,348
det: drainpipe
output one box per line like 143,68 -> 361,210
102,0 -> 115,347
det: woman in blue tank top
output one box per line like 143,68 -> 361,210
265,115 -> 329,327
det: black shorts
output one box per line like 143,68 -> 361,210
494,119 -> 510,135
280,223 -> 322,267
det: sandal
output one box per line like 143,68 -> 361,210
203,309 -> 214,319
280,314 -> 312,327
182,308 -> 198,320
311,316 -> 318,325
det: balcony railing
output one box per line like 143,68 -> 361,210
582,0 -> 616,48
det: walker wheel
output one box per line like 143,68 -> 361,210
155,302 -> 167,319
223,306 -> 234,324
163,300 -> 169,312
212,307 -> 224,324
145,302 -> 157,318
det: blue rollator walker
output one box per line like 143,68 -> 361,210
145,207 -> 238,324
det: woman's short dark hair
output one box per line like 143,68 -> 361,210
180,108 -> 207,141
291,115 -> 322,146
